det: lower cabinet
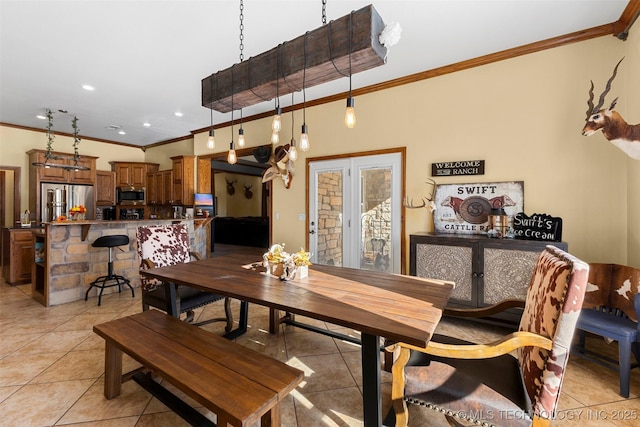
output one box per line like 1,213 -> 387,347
410,233 -> 568,324
2,228 -> 34,285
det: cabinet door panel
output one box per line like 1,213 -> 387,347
414,243 -> 474,306
483,248 -> 540,304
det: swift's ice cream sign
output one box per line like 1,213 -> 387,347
513,212 -> 563,242
433,181 -> 524,235
432,160 -> 485,177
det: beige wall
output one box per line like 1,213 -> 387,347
1,30 -> 637,269
626,26 -> 640,267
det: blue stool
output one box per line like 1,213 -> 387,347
85,235 -> 134,306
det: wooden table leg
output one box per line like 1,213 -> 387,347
261,402 -> 281,427
104,340 -> 123,399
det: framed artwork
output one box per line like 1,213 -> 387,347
433,181 -> 524,235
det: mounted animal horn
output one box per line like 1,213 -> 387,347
586,57 -> 623,118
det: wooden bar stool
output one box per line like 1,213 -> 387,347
85,235 -> 134,306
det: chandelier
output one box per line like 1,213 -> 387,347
201,4 -> 388,113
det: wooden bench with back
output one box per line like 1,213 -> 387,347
93,310 -> 303,427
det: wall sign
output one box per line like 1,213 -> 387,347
433,181 -> 524,235
513,212 -> 563,242
432,160 -> 485,177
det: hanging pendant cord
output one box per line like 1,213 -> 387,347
322,0 -> 327,24
239,0 -> 244,126
303,32 -> 307,123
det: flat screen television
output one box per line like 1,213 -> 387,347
193,193 -> 214,217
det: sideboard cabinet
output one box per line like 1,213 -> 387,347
410,233 -> 568,323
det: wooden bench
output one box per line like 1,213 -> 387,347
93,310 -> 303,427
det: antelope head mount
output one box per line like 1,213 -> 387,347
582,58 -> 640,160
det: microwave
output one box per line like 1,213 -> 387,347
116,186 -> 146,205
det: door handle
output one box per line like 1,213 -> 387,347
309,229 -> 315,235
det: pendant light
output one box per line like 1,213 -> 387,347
288,92 -> 298,161
207,108 -> 215,149
207,74 -> 216,149
237,0 -> 246,148
271,44 -> 282,144
300,32 -> 310,152
344,11 -> 356,128
227,65 -> 237,165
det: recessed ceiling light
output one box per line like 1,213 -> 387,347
143,122 -> 151,127
82,84 -> 94,91
118,130 -> 126,135
36,114 -> 46,120
174,111 -> 183,117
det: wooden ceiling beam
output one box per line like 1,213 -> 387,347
202,4 -> 387,113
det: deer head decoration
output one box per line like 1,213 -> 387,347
243,183 -> 253,199
225,178 -> 237,196
582,58 -> 640,160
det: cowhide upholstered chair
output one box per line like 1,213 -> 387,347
136,224 -> 232,330
385,245 -> 589,427
574,263 -> 640,397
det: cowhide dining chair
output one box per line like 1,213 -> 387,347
385,245 -> 589,427
136,224 -> 233,330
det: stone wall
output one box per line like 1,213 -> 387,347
44,219 -> 208,306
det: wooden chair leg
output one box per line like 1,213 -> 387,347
619,339 -> 632,398
390,346 -> 411,427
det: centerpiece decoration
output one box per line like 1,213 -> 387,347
69,205 -> 87,220
263,243 -> 311,281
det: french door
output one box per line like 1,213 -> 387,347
308,152 -> 402,273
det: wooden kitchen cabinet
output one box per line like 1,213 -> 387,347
2,228 -> 34,285
146,170 -> 174,205
171,155 -> 194,206
95,170 -> 116,205
111,162 -> 158,187
410,233 -> 568,324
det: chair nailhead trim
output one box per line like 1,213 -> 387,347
405,397 -> 496,427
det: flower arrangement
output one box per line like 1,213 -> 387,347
263,244 -> 311,280
69,205 -> 87,220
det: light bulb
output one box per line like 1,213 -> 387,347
300,124 -> 310,151
272,107 -> 282,132
227,142 -> 237,165
207,129 -> 215,149
238,128 -> 245,148
289,140 -> 298,161
271,130 -> 279,144
345,97 -> 356,128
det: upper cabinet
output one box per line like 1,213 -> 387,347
95,170 -> 116,205
110,162 -> 159,188
171,155 -> 194,206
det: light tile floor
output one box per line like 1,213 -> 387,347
1,273 -> 639,426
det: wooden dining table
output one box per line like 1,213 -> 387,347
140,252 -> 453,427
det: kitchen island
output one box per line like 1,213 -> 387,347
32,218 -> 212,306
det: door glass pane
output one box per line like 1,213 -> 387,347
359,167 -> 392,272
316,170 -> 343,266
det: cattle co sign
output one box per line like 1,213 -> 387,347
432,160 -> 485,177
433,181 -> 524,235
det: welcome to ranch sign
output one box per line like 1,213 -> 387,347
433,181 -> 524,235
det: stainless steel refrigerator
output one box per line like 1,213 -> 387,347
40,183 -> 95,222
